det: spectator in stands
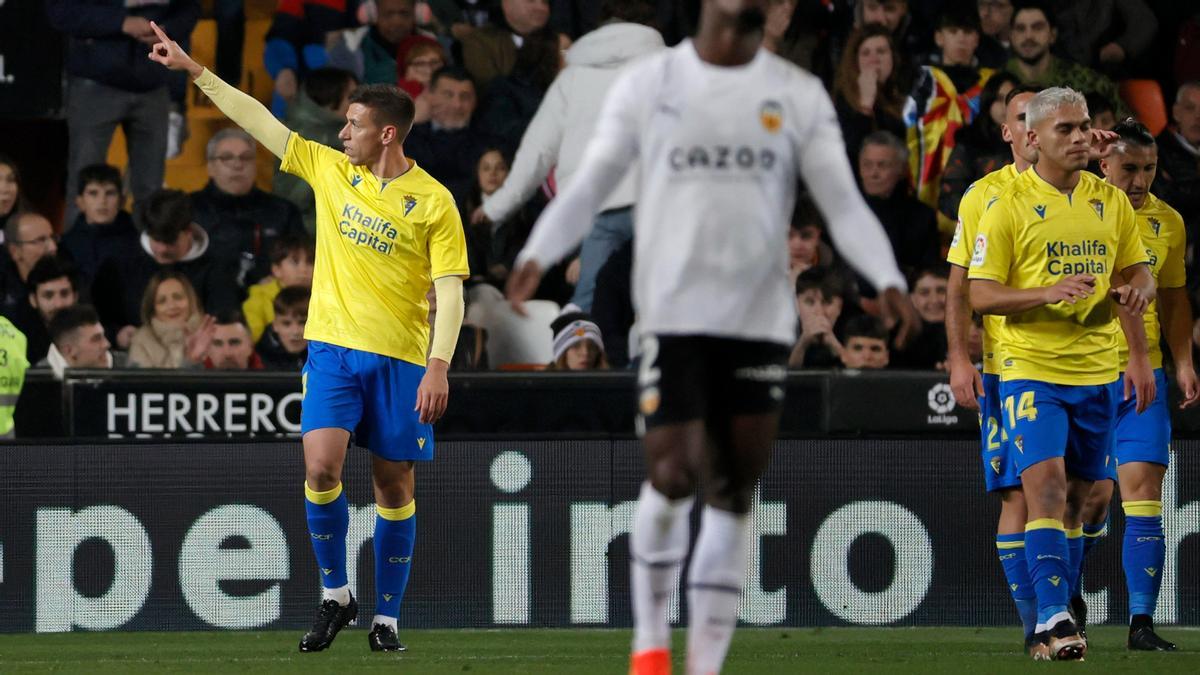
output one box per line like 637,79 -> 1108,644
839,314 -> 890,369
591,239 -> 633,369
0,154 -> 30,234
890,265 -> 948,369
858,132 -> 940,287
264,0 -> 363,116
833,23 -> 907,167
40,304 -> 123,379
257,286 -> 309,370
938,72 -> 1019,222
328,0 -> 425,84
1155,81 -> 1200,257
790,268 -> 850,369
60,164 -> 141,287
396,36 -> 447,125
1086,91 -> 1117,132
477,29 -> 563,150
404,67 -> 492,200
93,189 -> 239,349
424,0 -> 490,40
128,269 -> 211,369
244,232 -> 316,342
762,0 -> 811,68
976,0 -> 1013,68
787,196 -> 835,285
547,311 -> 608,371
2,212 -> 59,322
191,129 -> 305,288
905,6 -> 991,216
15,257 -> 79,365
47,0 -> 200,221
471,1 -> 663,312
463,149 -> 530,289
203,310 -> 264,370
459,0 -> 552,90
1004,1 -> 1126,116
1054,0 -> 1157,75
274,67 -> 359,232
815,0 -> 917,93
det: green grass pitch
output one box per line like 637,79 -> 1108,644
1,627 -> 1198,673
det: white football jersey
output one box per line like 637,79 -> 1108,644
521,41 -> 905,346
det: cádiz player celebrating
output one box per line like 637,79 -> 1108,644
508,1 -> 915,673
945,84 -> 1043,653
969,87 -> 1157,661
1076,119 -> 1198,651
147,22 -> 468,653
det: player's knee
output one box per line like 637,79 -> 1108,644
647,459 -> 696,500
305,464 -> 341,491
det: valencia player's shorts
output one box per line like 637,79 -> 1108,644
980,373 -> 1021,492
1106,368 -> 1171,480
301,341 -> 434,461
636,335 -> 789,431
999,379 -> 1120,481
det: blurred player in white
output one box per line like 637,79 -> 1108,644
507,1 -> 914,673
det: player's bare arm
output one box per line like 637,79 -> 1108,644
968,274 -> 1096,315
1109,262 -> 1155,316
1159,286 -> 1200,408
1116,301 -> 1156,413
945,264 -> 983,409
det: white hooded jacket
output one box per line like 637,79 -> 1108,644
482,22 -> 664,223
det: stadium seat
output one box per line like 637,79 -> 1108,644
1119,79 -> 1168,136
471,298 -> 560,368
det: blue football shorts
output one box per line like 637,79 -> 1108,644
980,373 -> 1021,491
301,341 -> 434,461
999,378 -> 1120,481
1105,367 -> 1170,480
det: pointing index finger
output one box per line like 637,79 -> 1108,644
149,20 -> 170,44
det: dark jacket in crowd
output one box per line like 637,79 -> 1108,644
255,325 -> 307,371
405,122 -> 496,202
938,124 -> 1011,222
46,0 -> 202,92
464,209 -> 533,289
1154,129 -> 1200,257
0,257 -> 29,325
477,74 -> 545,153
60,210 -> 141,286
92,226 -> 240,340
834,94 -> 907,171
861,185 -> 940,297
11,304 -> 50,365
190,181 -> 305,287
591,240 -> 634,369
890,321 -> 947,370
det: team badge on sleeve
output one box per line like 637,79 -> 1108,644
759,100 -> 783,133
972,235 -> 987,266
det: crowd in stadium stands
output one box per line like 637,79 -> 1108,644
3,0 -> 1200,382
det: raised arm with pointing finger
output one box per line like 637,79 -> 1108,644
147,21 -> 290,158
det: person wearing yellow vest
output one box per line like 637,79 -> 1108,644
0,316 -> 30,438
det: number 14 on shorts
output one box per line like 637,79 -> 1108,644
1005,391 -> 1038,429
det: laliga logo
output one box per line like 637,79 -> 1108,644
926,383 -> 959,425
927,383 -> 956,414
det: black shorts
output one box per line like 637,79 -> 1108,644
637,335 -> 790,430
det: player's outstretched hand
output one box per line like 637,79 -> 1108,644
1042,274 -> 1095,305
416,359 -> 449,424
948,354 -> 984,411
505,259 -> 543,317
1088,128 -> 1120,160
1110,283 -> 1150,315
880,287 -> 919,350
1124,355 -> 1157,414
147,21 -> 203,79
1177,366 -> 1200,409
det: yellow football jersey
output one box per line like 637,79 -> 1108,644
1115,192 -> 1187,370
280,133 -> 469,366
968,169 -> 1148,386
948,163 -> 1021,375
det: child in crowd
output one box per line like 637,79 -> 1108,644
547,311 -> 608,371
840,314 -> 891,369
256,285 -> 310,370
60,164 -> 140,286
128,270 -> 211,369
243,232 -> 315,342
790,268 -> 851,369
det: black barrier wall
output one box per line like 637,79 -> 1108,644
0,440 -> 1196,632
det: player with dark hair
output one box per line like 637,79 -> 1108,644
507,2 -> 914,672
147,19 -> 468,653
1075,119 -> 1196,651
969,87 -> 1156,661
